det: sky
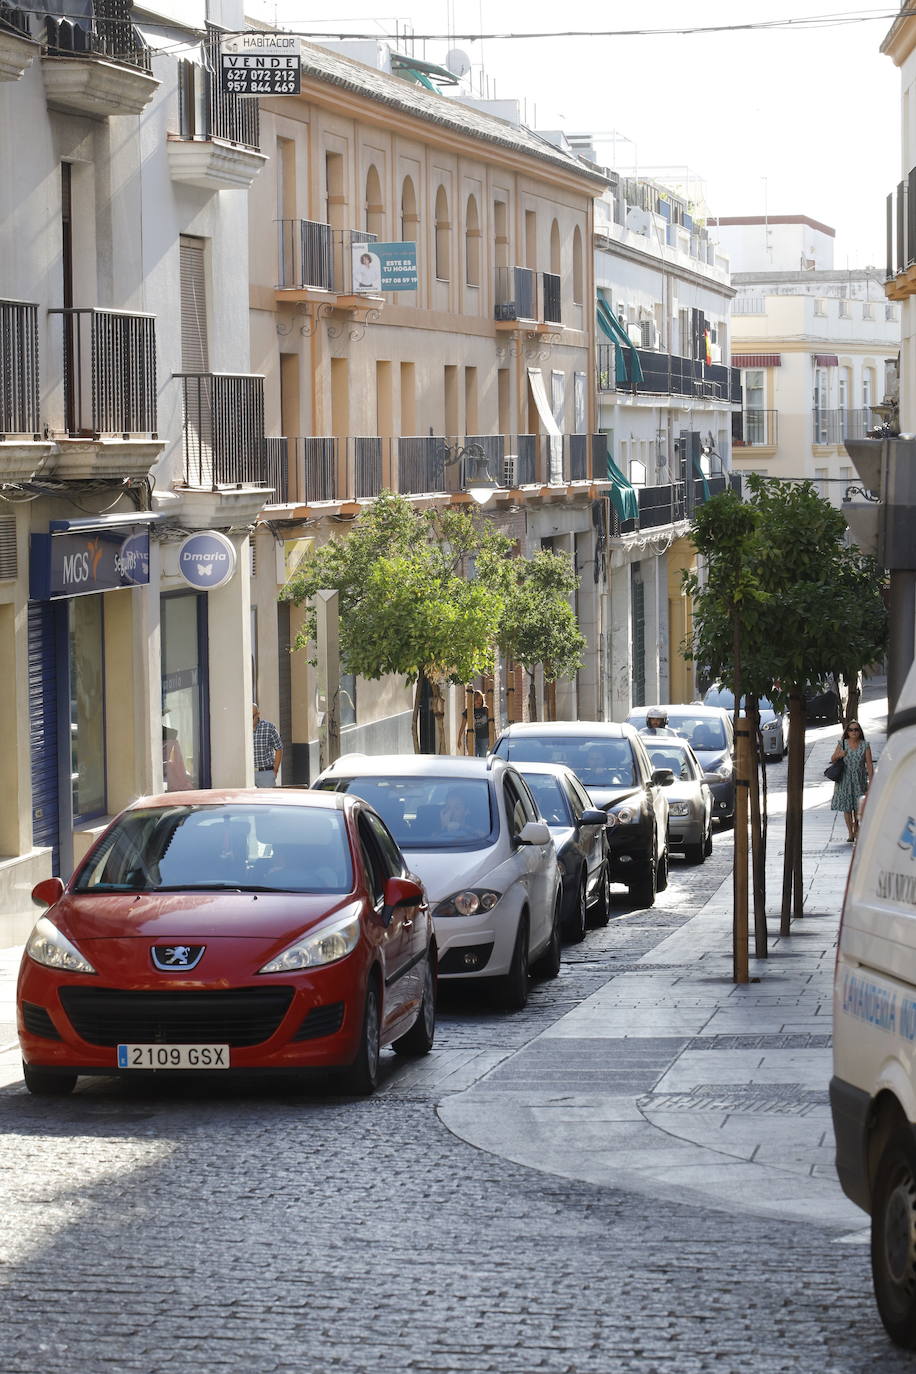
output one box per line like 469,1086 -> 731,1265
245,2 -> 902,270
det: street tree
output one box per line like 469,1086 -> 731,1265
282,492 -> 511,752
497,549 -> 586,720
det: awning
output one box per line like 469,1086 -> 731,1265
135,23 -> 206,65
527,367 -> 563,483
814,354 -> 839,367
732,353 -> 781,368
596,294 -> 644,386
592,433 -> 639,522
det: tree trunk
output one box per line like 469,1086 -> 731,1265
844,670 -> 861,725
780,690 -> 807,933
746,700 -> 768,958
411,674 -> 423,754
527,671 -> 538,723
731,622 -> 749,983
431,678 -> 447,754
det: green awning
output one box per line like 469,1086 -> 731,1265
596,295 -> 644,386
593,433 -> 639,521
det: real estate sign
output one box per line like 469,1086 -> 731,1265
351,242 -> 418,293
220,33 -> 301,97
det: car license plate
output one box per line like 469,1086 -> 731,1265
117,1044 -> 229,1069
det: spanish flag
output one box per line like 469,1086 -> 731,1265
704,331 -> 712,366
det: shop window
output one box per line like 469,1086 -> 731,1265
70,596 -> 105,821
161,592 -> 208,790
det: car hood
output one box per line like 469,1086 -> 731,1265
398,845 -> 510,902
586,784 -> 642,811
665,781 -> 703,804
41,891 -> 358,942
693,749 -> 729,773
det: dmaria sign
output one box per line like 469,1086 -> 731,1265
177,531 -> 237,591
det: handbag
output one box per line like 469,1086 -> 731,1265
824,757 -> 845,783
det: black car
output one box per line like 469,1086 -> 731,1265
804,680 -> 841,724
517,763 -> 611,942
491,722 -> 672,909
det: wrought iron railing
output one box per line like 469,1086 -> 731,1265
177,40 -> 259,149
567,434 -> 588,481
637,482 -> 688,529
0,3 -> 29,38
596,343 -> 616,392
396,436 -> 448,495
176,373 -> 266,488
495,265 -> 536,321
44,8 -> 152,72
541,272 -> 561,325
277,221 -> 377,292
812,408 -> 872,445
732,409 -> 778,447
886,171 -> 916,279
49,308 -> 157,437
0,299 -> 40,438
263,436 -> 288,503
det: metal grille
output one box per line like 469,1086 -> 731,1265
292,1002 -> 345,1041
263,436 -> 288,502
0,515 -> 16,580
59,986 -> 295,1048
733,409 -> 778,447
354,437 -> 382,498
276,221 -> 376,291
21,1002 -> 62,1040
812,408 -> 872,445
630,565 -> 645,707
0,299 -> 39,437
49,308 -> 157,437
637,482 -> 687,529
541,271 -> 561,324
177,373 -> 267,489
495,266 -> 535,321
396,436 -> 447,495
45,4 -> 151,71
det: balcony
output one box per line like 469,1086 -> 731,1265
637,482 -> 688,529
168,48 -> 265,192
0,5 -> 38,82
41,11 -> 157,118
598,342 -> 741,404
277,436 -> 386,506
732,409 -> 779,448
0,299 -> 53,480
276,221 -> 378,299
44,307 -> 162,480
174,372 -> 272,526
812,408 -> 873,446
494,267 -> 562,329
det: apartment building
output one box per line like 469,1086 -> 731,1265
0,0 -> 271,936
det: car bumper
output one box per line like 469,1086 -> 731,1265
760,732 -> 783,758
708,779 -> 735,821
432,904 -> 519,980
666,815 -> 705,849
829,1075 -> 873,1213
18,956 -> 369,1077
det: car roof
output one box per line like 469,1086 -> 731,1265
129,788 -> 349,811
627,704 -> 728,720
496,721 -> 636,739
318,754 -> 504,778
640,735 -> 694,751
515,762 -> 582,779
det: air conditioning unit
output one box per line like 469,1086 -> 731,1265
503,455 -> 518,488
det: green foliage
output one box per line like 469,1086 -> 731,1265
498,549 -> 586,683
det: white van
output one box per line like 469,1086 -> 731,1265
831,661 -> 916,1347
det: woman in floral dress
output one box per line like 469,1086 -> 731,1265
830,720 -> 874,841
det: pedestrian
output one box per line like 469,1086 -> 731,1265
252,703 -> 282,787
162,725 -> 192,791
830,719 -> 874,842
458,689 -> 492,757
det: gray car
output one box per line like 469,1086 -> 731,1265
516,763 -> 611,942
703,685 -> 788,761
627,705 -> 735,827
641,737 -> 713,864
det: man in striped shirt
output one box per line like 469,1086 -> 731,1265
252,703 -> 282,787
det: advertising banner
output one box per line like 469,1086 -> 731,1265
351,241 -> 418,293
220,32 -> 301,96
30,527 -> 151,601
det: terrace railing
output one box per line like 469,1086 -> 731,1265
49,307 -> 157,437
0,299 -> 40,438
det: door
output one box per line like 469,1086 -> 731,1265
504,770 -> 554,951
565,773 -> 606,906
357,812 -> 420,1024
28,602 -> 65,875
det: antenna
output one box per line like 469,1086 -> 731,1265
445,47 -> 471,79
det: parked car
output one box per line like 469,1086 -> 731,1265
627,705 -> 735,827
641,737 -> 713,864
18,790 -> 436,1097
805,679 -> 841,725
516,763 -> 611,941
313,755 -> 561,1010
490,722 -> 671,908
703,684 -> 788,761
831,660 -> 916,1346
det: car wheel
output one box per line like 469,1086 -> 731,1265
685,834 -> 706,865
872,1129 -> 916,1347
22,1062 -> 76,1097
629,847 -> 657,908
563,875 -> 588,944
392,952 -> 436,1057
341,977 -> 381,1095
533,896 -> 562,979
704,822 -> 714,858
656,846 -> 669,892
497,914 -> 530,1011
589,861 -> 612,928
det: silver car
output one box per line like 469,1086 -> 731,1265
703,685 -> 788,761
312,755 -> 561,1010
641,737 -> 713,865
516,763 -> 611,942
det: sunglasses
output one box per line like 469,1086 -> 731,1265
848,728 -> 862,734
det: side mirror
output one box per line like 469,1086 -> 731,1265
651,768 -> 675,787
517,820 -> 551,846
381,875 -> 424,925
578,808 -> 608,828
32,876 -> 64,908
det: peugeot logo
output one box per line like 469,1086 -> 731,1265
151,944 -> 205,971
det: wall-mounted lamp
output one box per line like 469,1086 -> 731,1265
440,442 -> 502,505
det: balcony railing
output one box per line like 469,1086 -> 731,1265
0,3 -> 29,38
732,409 -> 778,447
494,266 -> 536,321
0,299 -> 39,438
263,436 -> 288,503
44,10 -> 151,72
887,171 -> 916,279
177,55 -> 259,149
176,373 -> 266,488
542,272 -> 561,325
812,408 -> 872,446
397,436 -> 448,495
599,343 -> 740,403
637,482 -> 688,529
49,308 -> 157,438
277,221 -> 377,292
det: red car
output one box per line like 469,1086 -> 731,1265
18,790 -> 436,1097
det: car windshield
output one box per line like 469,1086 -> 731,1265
646,745 -> 695,781
520,773 -> 572,825
665,716 -> 727,752
325,777 -> 493,849
502,737 -> 634,787
73,805 -> 353,894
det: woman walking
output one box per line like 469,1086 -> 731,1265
830,719 -> 874,842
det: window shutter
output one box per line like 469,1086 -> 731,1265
179,236 -> 209,372
0,515 -> 16,580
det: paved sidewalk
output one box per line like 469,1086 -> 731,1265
439,694 -> 888,1237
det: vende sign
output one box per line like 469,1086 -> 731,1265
220,32 -> 301,96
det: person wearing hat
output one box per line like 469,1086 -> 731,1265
640,707 -> 676,737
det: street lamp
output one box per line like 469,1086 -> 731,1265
440,441 -> 502,505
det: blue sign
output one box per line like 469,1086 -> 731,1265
30,527 -> 151,601
177,531 -> 237,591
352,241 -> 418,293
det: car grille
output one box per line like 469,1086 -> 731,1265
58,987 -> 294,1048
291,1002 -> 345,1041
21,1002 -> 62,1040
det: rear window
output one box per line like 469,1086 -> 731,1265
498,736 -> 635,787
666,716 -> 727,752
645,745 -> 696,781
520,772 -> 573,825
320,777 -> 494,849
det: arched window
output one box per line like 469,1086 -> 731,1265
435,185 -> 450,282
465,193 -> 480,287
549,219 -> 561,276
572,225 -> 584,304
400,175 -> 418,243
365,164 -> 384,239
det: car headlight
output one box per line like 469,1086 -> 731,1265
704,757 -> 733,782
434,889 -> 502,918
258,913 -> 360,973
668,801 -> 691,817
606,806 -> 637,827
26,916 -> 96,974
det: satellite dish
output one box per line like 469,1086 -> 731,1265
445,47 -> 472,78
625,206 -> 651,236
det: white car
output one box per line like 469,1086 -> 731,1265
312,755 -> 561,1010
641,737 -> 713,865
703,685 -> 788,761
831,661 -> 916,1347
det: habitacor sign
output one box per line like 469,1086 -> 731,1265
219,32 -> 301,96
177,531 -> 237,591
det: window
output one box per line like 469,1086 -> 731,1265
434,185 -> 450,281
549,218 -> 561,275
863,302 -> 874,320
863,371 -> 873,411
465,193 -> 480,287
70,596 -> 105,821
839,299 -> 850,318
400,175 -> 418,243
572,225 -> 583,304
493,198 -> 508,270
365,164 -> 384,239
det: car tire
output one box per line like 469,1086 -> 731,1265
497,914 -> 530,1011
533,896 -> 562,980
872,1128 -> 916,1348
589,862 -> 612,928
656,847 -> 669,892
704,822 -> 714,858
22,1062 -> 76,1096
629,847 -> 657,908
563,875 -> 588,944
340,977 -> 381,1095
685,834 -> 706,865
392,952 -> 436,1057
